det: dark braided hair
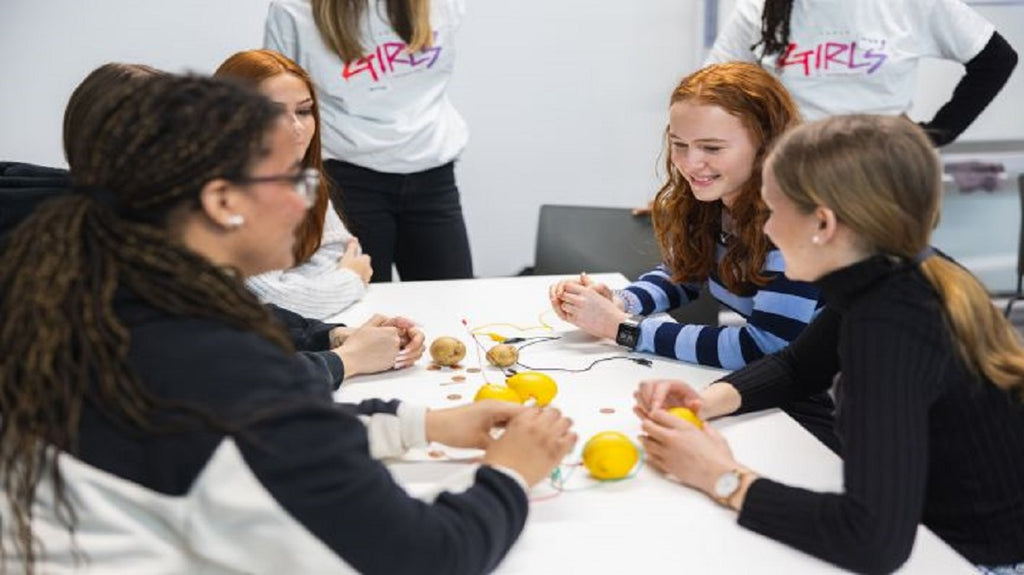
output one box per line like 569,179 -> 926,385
0,75 -> 292,572
752,0 -> 795,59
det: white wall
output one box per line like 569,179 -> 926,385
2,1 -> 1022,278
0,0 -> 699,278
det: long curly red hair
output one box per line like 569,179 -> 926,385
215,49 -> 332,265
652,62 -> 800,294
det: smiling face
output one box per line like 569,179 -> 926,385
668,100 -> 759,208
258,72 -> 316,162
233,117 -> 311,276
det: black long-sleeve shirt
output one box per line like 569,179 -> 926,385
726,255 -> 1024,573
922,31 -> 1019,147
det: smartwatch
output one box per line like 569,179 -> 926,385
615,315 -> 642,349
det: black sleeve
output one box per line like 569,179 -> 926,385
267,303 -> 343,351
736,314 -> 943,573
725,306 -> 842,413
920,31 -> 1018,147
241,402 -> 528,575
296,350 -> 345,390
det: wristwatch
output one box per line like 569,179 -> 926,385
713,468 -> 743,508
615,315 -> 642,349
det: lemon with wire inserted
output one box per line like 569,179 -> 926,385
582,431 -> 640,480
505,371 -> 557,406
473,384 -> 524,404
667,406 -> 705,430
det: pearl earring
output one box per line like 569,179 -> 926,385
811,235 -> 821,245
226,214 -> 245,229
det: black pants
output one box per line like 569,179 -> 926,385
325,160 -> 473,282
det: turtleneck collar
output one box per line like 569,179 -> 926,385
814,253 -> 916,311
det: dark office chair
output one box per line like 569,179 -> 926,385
1003,174 -> 1024,317
532,204 -> 720,325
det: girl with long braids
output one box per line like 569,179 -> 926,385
0,74 -> 576,573
706,0 -> 1018,146
634,115 -> 1024,573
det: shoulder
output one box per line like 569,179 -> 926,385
124,303 -> 327,409
842,266 -> 947,347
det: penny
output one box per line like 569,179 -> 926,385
466,367 -> 481,374
446,393 -> 463,401
427,450 -> 446,459
599,407 -> 616,414
451,375 -> 466,382
426,364 -> 442,371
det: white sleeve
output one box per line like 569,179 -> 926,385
705,0 -> 763,65
245,203 -> 367,320
919,0 -> 995,63
359,403 -> 428,460
264,1 -> 300,59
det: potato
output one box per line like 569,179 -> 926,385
485,343 -> 519,368
429,336 -> 466,367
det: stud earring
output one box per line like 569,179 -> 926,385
226,214 -> 245,229
811,235 -> 821,245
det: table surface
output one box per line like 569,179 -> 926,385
330,273 -> 975,574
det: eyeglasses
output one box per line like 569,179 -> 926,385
231,168 -> 319,208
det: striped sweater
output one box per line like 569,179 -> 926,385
247,200 -> 367,320
619,244 -> 822,369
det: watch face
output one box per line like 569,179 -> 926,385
616,322 -> 640,348
714,470 -> 741,499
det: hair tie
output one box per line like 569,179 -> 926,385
914,246 -> 936,264
73,185 -> 122,213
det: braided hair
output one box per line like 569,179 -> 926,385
752,0 -> 795,59
0,75 -> 291,572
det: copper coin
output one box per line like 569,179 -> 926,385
427,450 -> 446,459
466,367 -> 481,374
452,364 -> 464,370
426,364 -> 442,371
599,407 -> 616,414
451,375 -> 466,382
446,393 -> 463,401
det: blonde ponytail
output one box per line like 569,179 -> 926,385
920,257 -> 1024,399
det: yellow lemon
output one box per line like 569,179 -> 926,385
473,384 -> 524,404
506,371 -> 558,406
667,406 -> 705,430
582,431 -> 640,480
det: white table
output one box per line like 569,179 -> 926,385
331,274 -> 975,574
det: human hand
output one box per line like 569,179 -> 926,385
425,400 -> 528,449
339,239 -> 372,284
483,407 -> 577,486
380,315 -> 424,369
558,281 -> 626,339
336,314 -> 400,377
548,278 -> 585,320
633,379 -> 704,420
640,408 -> 737,495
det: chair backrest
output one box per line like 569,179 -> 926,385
533,204 -> 720,325
533,205 -> 661,281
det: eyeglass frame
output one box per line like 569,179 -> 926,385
229,167 -> 319,208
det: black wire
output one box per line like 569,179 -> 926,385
511,355 -> 652,374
